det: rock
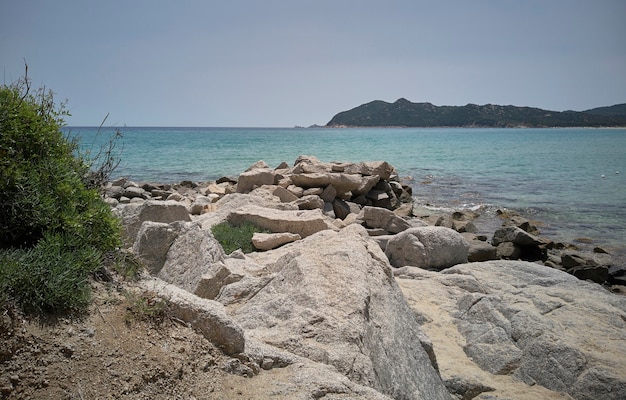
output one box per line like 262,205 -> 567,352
396,260 -> 626,400
265,185 -> 299,203
302,187 -> 324,196
320,184 -> 337,202
443,376 -> 495,400
561,253 -> 589,269
332,198 -> 352,220
293,194 -> 324,210
243,339 -> 396,399
492,226 -> 543,247
293,155 -> 332,173
115,200 -> 191,247
227,205 -> 336,238
236,169 -> 275,193
290,172 -> 363,194
143,277 -> 245,355
286,184 -> 304,197
467,240 -> 497,262
104,185 -> 124,199
360,205 -> 411,234
133,221 -> 180,274
385,226 -> 470,270
189,194 -> 219,215
232,225 -> 451,400
144,221 -> 227,299
252,232 -> 301,251
496,242 -> 521,259
245,160 -> 270,171
344,161 -> 395,180
568,265 -> 609,283
123,186 -> 147,199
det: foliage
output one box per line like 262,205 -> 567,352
0,69 -> 122,314
211,221 -> 270,254
0,232 -> 101,313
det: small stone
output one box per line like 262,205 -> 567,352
261,357 -> 274,370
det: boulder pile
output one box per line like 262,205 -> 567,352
105,156 -> 625,399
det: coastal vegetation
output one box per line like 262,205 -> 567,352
211,221 -> 270,254
326,98 -> 626,127
0,72 -> 122,314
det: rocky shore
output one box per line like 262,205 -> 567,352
99,155 -> 625,399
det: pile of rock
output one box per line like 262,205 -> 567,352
104,155 -> 622,288
106,156 -> 625,399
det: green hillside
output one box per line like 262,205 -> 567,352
326,99 -> 626,127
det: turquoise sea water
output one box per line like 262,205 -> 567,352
69,126 -> 626,261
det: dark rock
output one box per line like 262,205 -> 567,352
443,376 -> 495,400
568,265 -> 609,283
496,242 -> 521,259
492,226 -> 543,247
467,241 -> 497,262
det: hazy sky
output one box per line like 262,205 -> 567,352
2,0 -> 625,127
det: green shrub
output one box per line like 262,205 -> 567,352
211,221 -> 270,254
0,70 -> 121,313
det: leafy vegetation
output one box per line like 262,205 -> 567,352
0,69 -> 122,314
211,221 -> 270,254
326,98 -> 626,128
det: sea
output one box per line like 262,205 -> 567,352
67,126 -> 626,264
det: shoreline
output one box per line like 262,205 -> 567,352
103,156 -> 625,293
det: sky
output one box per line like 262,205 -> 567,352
1,0 -> 625,127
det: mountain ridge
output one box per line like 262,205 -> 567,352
326,98 -> 626,128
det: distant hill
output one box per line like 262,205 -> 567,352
326,98 -> 626,128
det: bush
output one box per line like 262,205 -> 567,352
211,221 -> 270,254
0,70 -> 121,313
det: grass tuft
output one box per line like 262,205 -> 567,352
210,221 -> 270,254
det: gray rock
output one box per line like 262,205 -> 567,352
397,260 -> 626,400
496,242 -> 521,259
467,240 -> 498,262
115,200 -> 191,247
252,232 -> 301,251
236,168 -> 275,193
153,221 -> 227,298
123,186 -> 147,199
266,185 -> 299,202
360,205 -> 411,234
227,205 -> 336,238
232,225 -> 451,400
320,184 -> 337,202
290,172 -> 363,194
133,221 -> 180,274
492,226 -> 543,247
142,277 -> 245,355
293,194 -> 324,210
385,226 -> 470,269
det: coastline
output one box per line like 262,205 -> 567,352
103,156 -> 625,292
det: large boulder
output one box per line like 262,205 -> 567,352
227,205 -> 336,238
395,260 -> 626,400
115,200 -> 191,246
236,168 -> 275,193
144,221 -> 228,299
142,277 -> 245,355
230,225 -> 451,400
385,226 -> 470,269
